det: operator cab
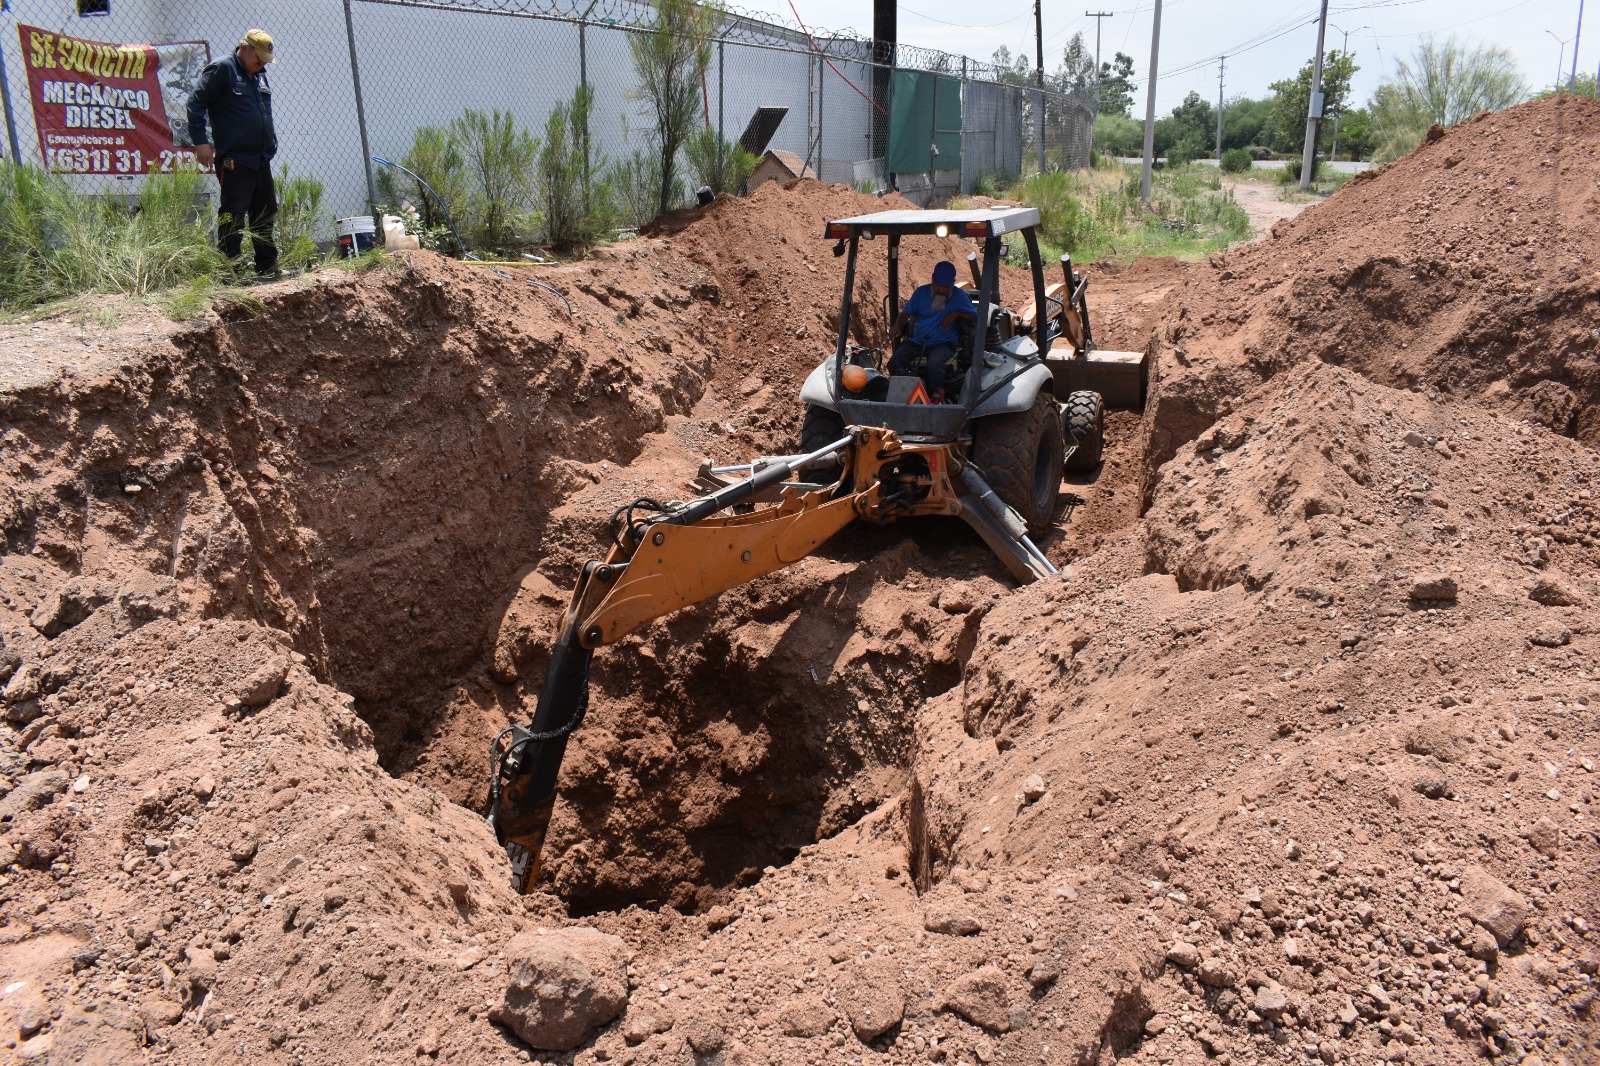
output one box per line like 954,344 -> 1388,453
799,208 -> 1058,445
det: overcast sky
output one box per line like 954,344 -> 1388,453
749,0 -> 1587,115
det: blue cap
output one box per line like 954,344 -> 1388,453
932,261 -> 957,285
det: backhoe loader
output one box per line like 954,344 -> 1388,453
489,209 -> 1148,893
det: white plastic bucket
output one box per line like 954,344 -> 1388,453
336,215 -> 377,258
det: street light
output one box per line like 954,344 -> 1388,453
1327,23 -> 1367,163
1547,29 -> 1574,91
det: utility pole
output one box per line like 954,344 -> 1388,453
1328,23 -> 1366,162
1087,10 -> 1113,157
1087,10 -> 1114,88
1139,0 -> 1163,203
1035,0 -> 1048,172
1215,56 -> 1225,162
1573,0 -> 1586,93
1298,0 -> 1331,193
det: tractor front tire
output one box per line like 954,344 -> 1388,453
973,390 -> 1063,536
800,405 -> 847,482
1063,390 -> 1105,472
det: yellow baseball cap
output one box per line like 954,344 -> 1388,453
242,29 -> 274,63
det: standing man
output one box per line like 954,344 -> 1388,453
187,29 -> 279,280
887,261 -> 977,402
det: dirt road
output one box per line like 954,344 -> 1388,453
1225,177 -> 1309,239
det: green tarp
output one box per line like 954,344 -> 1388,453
887,70 -> 962,175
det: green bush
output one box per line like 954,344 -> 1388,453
274,165 -> 324,269
376,125 -> 470,239
540,87 -> 616,251
1280,157 -> 1325,186
1220,148 -> 1253,174
450,108 -> 539,251
609,150 -> 677,230
973,172 -> 1015,198
684,127 -> 758,196
1,162 -> 227,311
1093,112 -> 1144,156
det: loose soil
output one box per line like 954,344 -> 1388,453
0,94 -> 1595,1066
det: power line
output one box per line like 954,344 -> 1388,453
1363,0 -> 1541,37
1156,4 -> 1325,81
898,5 -> 1033,31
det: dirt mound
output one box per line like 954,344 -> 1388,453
1150,93 -> 1600,482
1,172 -> 1596,1066
585,360 -> 1597,1065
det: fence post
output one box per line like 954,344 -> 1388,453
804,53 -> 816,177
579,6 -> 590,189
717,37 -> 725,147
960,57 -> 968,194
341,0 -> 378,212
0,22 -> 22,164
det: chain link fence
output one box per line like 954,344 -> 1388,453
0,0 -> 1096,237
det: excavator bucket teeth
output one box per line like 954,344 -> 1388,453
488,630 -> 594,894
490,735 -> 557,894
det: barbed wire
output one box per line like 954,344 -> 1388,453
358,0 -> 1097,97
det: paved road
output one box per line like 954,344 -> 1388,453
1115,157 -> 1372,174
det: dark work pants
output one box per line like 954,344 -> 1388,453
888,340 -> 956,400
216,161 -> 278,274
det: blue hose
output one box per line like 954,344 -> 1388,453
370,155 -> 573,318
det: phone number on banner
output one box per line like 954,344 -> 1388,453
45,147 -> 210,174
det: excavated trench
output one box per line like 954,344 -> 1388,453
155,266 -> 1011,916
6,255 -> 1152,918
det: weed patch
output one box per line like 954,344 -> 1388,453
0,163 -> 228,312
1005,161 -> 1253,265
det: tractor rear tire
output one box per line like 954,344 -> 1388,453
972,390 -> 1063,536
1063,390 -> 1105,472
800,405 -> 847,483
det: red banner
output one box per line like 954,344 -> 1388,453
18,24 -> 211,176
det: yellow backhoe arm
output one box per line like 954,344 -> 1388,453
489,426 -> 1054,893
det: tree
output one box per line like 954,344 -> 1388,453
1157,90 -> 1215,163
1098,52 -> 1136,115
378,126 -> 469,236
1537,71 -> 1597,97
1267,50 -> 1358,153
1219,95 -> 1273,151
1057,33 -> 1095,94
1333,106 -> 1372,160
992,46 -> 1041,158
990,46 -> 1034,88
539,86 -> 613,252
449,108 -> 538,250
1369,36 -> 1526,162
685,128 -> 757,195
628,0 -> 721,217
1093,111 -> 1143,156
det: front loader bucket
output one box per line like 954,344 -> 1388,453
1045,349 -> 1148,410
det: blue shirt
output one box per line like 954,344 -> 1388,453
187,54 -> 277,169
902,285 -> 975,347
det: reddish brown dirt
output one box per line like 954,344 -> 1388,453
1148,94 -> 1600,487
1,94 -> 1596,1066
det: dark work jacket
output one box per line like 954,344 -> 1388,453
186,52 -> 276,169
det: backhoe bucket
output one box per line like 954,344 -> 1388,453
1045,349 -> 1148,410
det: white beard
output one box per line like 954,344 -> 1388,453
930,291 -> 949,312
